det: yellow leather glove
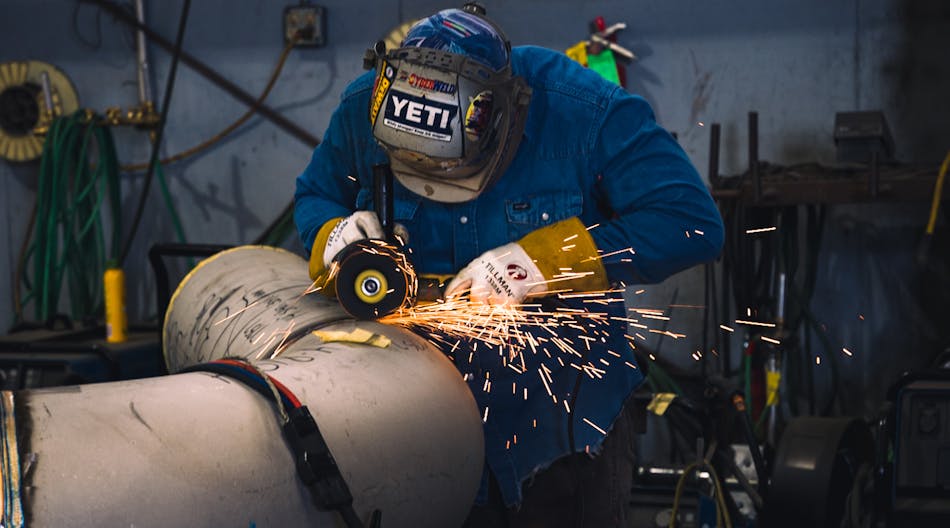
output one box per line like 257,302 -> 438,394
308,216 -> 345,296
309,211 -> 410,297
444,217 -> 608,304
518,216 -> 609,293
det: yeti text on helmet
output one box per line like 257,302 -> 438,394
363,4 -> 532,203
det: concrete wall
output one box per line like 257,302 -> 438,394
2,1 -> 949,418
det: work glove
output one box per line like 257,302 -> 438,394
445,217 -> 611,305
322,211 -> 386,268
308,211 -> 408,293
444,242 -> 547,305
308,210 -> 384,289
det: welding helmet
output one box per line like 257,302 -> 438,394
364,3 -> 531,202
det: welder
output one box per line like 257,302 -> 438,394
293,4 -> 724,526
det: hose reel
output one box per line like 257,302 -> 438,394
0,60 -> 79,162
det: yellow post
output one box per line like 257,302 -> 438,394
104,267 -> 127,343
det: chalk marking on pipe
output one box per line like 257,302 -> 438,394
129,402 -> 155,433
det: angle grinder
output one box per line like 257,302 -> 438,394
333,164 -> 418,319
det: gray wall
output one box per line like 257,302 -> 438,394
2,1 -> 948,419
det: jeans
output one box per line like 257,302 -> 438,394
462,393 -> 639,528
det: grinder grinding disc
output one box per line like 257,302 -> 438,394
334,240 -> 416,320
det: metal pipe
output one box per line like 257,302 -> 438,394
708,122 -> 721,187
82,0 -> 320,149
39,71 -> 54,114
775,271 -> 787,327
134,0 -> 152,105
749,111 -> 760,202
768,272 -> 786,447
2,247 -> 483,528
162,245 -> 353,368
147,242 -> 233,335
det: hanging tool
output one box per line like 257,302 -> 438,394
564,18 -> 635,88
588,20 -> 635,62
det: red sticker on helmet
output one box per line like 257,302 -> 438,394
398,70 -> 458,95
464,91 -> 493,141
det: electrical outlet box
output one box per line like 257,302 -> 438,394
284,4 -> 326,47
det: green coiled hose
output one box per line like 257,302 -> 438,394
16,110 -> 188,327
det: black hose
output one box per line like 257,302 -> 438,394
119,0 -> 192,265
735,395 -> 769,497
84,0 -> 318,248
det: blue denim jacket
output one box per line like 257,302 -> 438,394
295,46 -> 724,506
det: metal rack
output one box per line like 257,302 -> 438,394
708,113 -> 942,206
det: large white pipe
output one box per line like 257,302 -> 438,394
162,245 -> 353,371
0,246 -> 483,527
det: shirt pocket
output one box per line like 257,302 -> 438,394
505,191 -> 583,240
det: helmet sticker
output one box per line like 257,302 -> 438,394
464,91 -> 493,142
370,61 -> 395,125
401,9 -> 509,72
397,71 -> 458,95
383,89 -> 458,142
440,18 -> 473,38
